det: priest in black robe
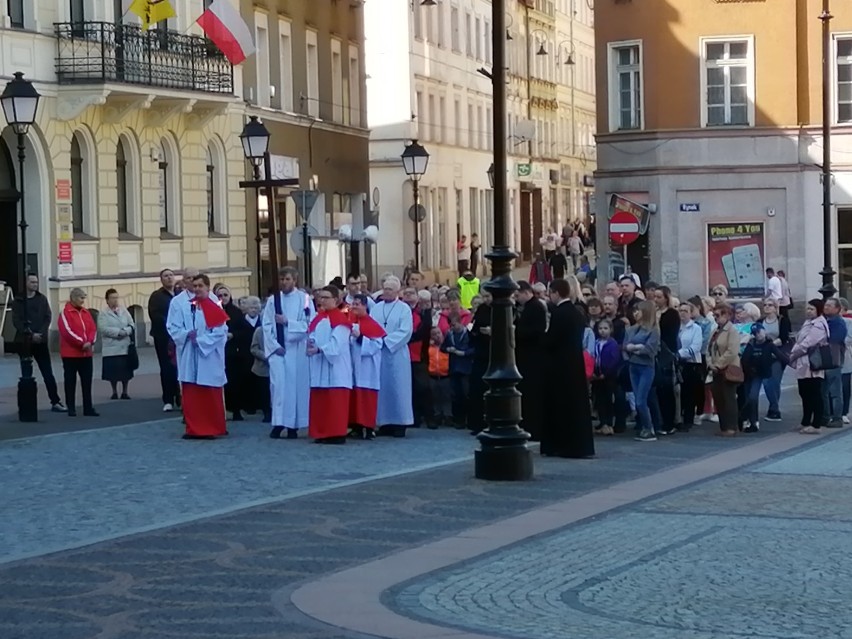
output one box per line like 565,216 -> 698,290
541,278 -> 595,458
514,281 -> 547,442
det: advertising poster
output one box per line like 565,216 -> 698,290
706,222 -> 765,298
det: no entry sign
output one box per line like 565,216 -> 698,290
609,210 -> 640,245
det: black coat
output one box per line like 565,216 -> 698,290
11,291 -> 51,340
468,303 -> 492,433
147,287 -> 175,340
515,299 -> 547,441
541,299 -> 595,458
223,304 -> 252,412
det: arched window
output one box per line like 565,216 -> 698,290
116,138 -> 129,234
159,135 -> 181,236
206,144 -> 215,233
158,141 -> 169,233
70,135 -> 84,234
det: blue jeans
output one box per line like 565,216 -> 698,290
761,361 -> 783,414
629,363 -> 656,434
745,376 -> 764,426
822,368 -> 843,422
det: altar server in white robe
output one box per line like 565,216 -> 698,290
262,266 -> 316,439
166,273 -> 230,439
306,286 -> 353,444
370,276 -> 414,437
348,293 -> 386,440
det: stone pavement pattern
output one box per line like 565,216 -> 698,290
391,434 -> 852,639
0,410 -> 808,639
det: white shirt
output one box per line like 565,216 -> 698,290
766,275 -> 783,302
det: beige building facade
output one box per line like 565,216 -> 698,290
1,0 -> 249,346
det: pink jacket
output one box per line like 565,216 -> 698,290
789,316 -> 829,379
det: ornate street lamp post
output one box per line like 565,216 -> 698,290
1,72 -> 41,422
819,0 -> 837,299
475,1 -> 533,480
401,140 -> 429,271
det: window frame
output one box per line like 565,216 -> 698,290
606,39 -> 644,132
305,29 -> 320,118
279,18 -> 294,112
116,139 -> 129,235
834,33 -> 852,125
699,34 -> 755,128
70,135 -> 85,235
7,0 -> 24,28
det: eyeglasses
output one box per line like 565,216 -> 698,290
713,291 -> 724,296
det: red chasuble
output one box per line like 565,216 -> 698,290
308,308 -> 351,440
349,314 -> 386,429
183,294 -> 230,439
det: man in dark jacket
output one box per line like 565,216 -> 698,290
11,274 -> 64,411
147,268 -> 179,411
823,298 -> 848,427
404,286 -> 432,428
514,281 -> 547,441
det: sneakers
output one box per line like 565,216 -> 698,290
764,411 -> 782,422
743,424 -> 760,434
826,419 -> 844,429
163,403 -> 174,413
844,416 -> 850,425
51,402 -> 66,413
709,414 -> 720,423
634,429 -> 657,442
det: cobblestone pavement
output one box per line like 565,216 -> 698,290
391,432 -> 852,639
0,401 -> 812,639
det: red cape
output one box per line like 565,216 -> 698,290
193,297 -> 229,328
309,307 -> 349,333
352,313 -> 386,339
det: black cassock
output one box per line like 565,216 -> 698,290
468,303 -> 492,434
224,308 -> 256,414
541,299 -> 595,458
515,299 -> 547,441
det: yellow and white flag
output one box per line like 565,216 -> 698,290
125,0 -> 176,31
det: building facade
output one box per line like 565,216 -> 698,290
1,0 -> 248,347
240,0 -> 370,292
594,0 -> 852,300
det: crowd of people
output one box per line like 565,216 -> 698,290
13,246 -> 852,453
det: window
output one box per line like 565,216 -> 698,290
428,94 -> 436,142
477,105 -> 484,149
701,37 -> 753,127
467,104 -> 474,147
70,135 -> 84,234
7,0 -> 23,28
837,37 -> 852,123
453,98 -> 461,145
437,1 -> 445,47
450,7 -> 460,52
70,0 -> 84,25
484,20 -> 491,64
306,30 -> 319,118
279,20 -> 294,111
255,16 -> 271,107
439,96 -> 446,143
206,145 -> 215,234
158,144 -> 169,233
486,106 -> 493,151
465,12 -> 472,57
331,40 -> 343,123
413,3 -> 422,40
474,17 -> 481,61
116,138 -> 129,235
607,41 -> 643,131
349,45 -> 360,126
416,90 -> 424,137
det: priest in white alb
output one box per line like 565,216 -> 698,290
348,293 -> 385,440
166,273 -> 230,440
370,276 -> 414,437
262,266 -> 315,439
306,286 -> 353,444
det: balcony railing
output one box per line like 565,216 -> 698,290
55,22 -> 234,95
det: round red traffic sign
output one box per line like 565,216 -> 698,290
609,210 -> 640,245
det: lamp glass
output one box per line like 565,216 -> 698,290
240,116 -> 270,163
401,141 -> 430,178
1,72 -> 41,135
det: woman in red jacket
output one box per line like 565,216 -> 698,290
58,288 -> 99,417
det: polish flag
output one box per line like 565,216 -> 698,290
196,0 -> 256,65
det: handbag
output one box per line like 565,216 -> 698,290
808,343 -> 841,371
127,326 -> 140,371
722,364 -> 744,383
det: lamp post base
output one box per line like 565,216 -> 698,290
819,265 -> 837,300
17,357 -> 38,422
474,245 -> 533,482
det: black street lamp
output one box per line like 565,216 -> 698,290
238,116 -> 298,296
487,163 -> 495,189
1,72 -> 41,423
819,1 -> 837,299
475,1 -> 533,480
401,139 -> 429,270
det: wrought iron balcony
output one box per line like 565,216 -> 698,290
55,22 -> 233,95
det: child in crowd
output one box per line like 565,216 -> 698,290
427,327 -> 451,428
741,323 -> 784,433
441,313 -> 474,429
592,319 -> 621,436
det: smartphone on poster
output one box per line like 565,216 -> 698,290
721,254 -> 738,290
732,244 -> 764,290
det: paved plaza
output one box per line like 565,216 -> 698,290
1,385 -> 849,639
